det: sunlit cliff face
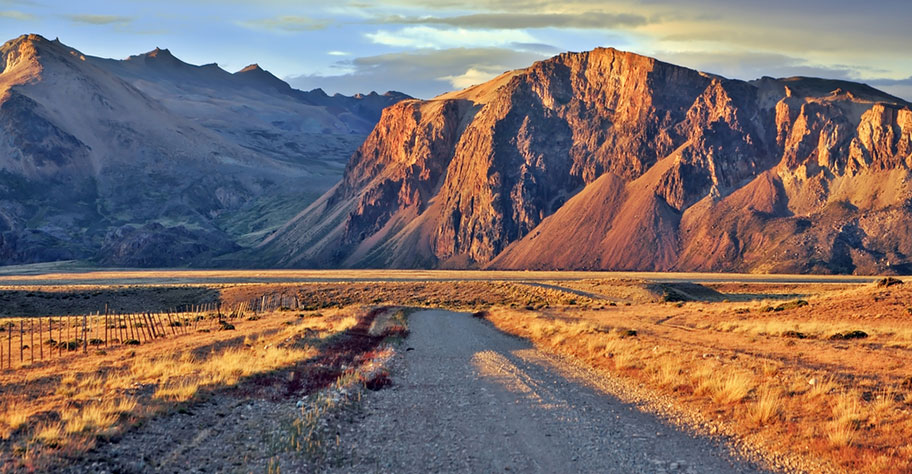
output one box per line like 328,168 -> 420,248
261,46 -> 912,274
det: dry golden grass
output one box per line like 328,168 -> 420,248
0,402 -> 29,440
0,273 -> 907,472
482,281 -> 912,474
0,305 -> 373,471
750,388 -> 782,426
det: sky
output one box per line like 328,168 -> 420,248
2,0 -> 911,100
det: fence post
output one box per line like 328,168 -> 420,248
146,313 -> 157,339
156,313 -> 167,337
148,313 -> 158,338
19,320 -> 24,363
82,314 -> 87,353
142,313 -> 152,341
132,314 -> 141,343
38,318 -> 43,361
29,319 -> 34,364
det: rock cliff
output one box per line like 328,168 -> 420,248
261,48 -> 912,274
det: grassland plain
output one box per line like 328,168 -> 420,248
0,302 -> 407,472
0,271 -> 908,472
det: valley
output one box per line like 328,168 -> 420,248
0,271 -> 909,472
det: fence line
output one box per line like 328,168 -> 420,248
0,293 -> 306,371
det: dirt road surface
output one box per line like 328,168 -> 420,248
329,309 -> 770,473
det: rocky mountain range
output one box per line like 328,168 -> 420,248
259,47 -> 912,274
0,34 -> 407,266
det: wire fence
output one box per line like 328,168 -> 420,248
0,293 -> 304,370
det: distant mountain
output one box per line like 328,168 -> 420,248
260,47 -> 912,274
0,34 -> 408,266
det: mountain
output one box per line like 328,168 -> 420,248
259,47 -> 912,274
0,34 -> 408,266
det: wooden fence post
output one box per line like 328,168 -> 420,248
29,319 -> 34,364
133,314 -> 143,343
7,322 -> 12,368
143,313 -> 152,339
19,320 -> 24,363
156,313 -> 166,337
151,313 -> 160,338
142,313 -> 152,341
126,314 -> 134,342
82,314 -> 87,353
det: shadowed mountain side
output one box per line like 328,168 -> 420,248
261,47 -> 912,274
0,34 -> 409,267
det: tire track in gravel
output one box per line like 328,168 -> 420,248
327,309 -> 772,473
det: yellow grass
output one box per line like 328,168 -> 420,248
0,305 -> 368,470
0,402 -> 29,439
750,388 -> 782,425
32,423 -> 65,446
710,372 -> 754,405
0,272 -> 906,473
481,293 -> 912,474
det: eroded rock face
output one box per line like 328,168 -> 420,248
263,48 -> 912,274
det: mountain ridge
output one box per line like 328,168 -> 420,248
0,33 -> 409,266
260,46 -> 912,274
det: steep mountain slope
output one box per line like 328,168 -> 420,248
0,34 -> 406,266
261,47 -> 912,274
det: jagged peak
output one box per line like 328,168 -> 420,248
125,46 -> 187,68
147,47 -> 172,58
0,34 -> 86,77
3,33 -> 50,48
308,87 -> 328,97
1,33 -> 70,56
237,63 -> 263,73
233,63 -> 291,91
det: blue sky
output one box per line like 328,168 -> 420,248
2,0 -> 911,99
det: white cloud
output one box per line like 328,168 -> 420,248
0,10 -> 33,21
439,66 -> 506,89
327,50 -> 350,56
240,15 -> 331,32
66,14 -> 133,25
365,26 -> 536,49
288,47 -> 550,98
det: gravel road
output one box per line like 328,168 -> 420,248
329,309 -> 771,473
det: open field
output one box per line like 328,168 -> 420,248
0,300 -> 408,472
0,270 -> 909,472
